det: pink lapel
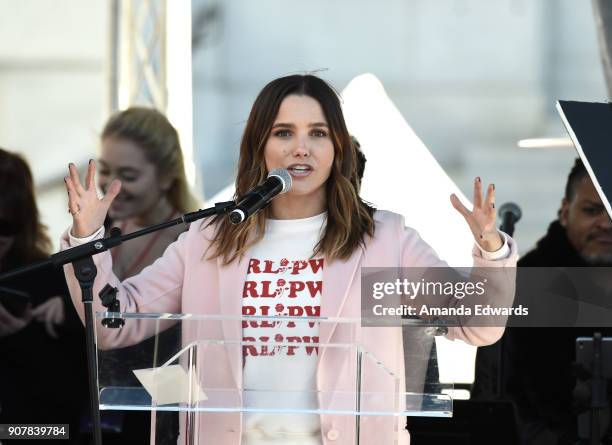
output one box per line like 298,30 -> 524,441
217,251 -> 251,389
319,248 -> 364,350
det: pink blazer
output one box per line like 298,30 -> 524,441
62,209 -> 518,445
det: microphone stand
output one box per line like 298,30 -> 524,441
590,332 -> 605,445
0,201 -> 236,445
496,202 -> 520,399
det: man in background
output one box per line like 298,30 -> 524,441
505,158 -> 612,444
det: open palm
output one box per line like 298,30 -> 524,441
65,161 -> 121,238
450,177 -> 502,252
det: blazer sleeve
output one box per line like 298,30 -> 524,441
398,220 -> 518,347
60,223 -> 195,350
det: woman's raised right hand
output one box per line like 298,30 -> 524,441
65,160 -> 121,238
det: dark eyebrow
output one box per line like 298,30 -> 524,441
271,123 -> 294,129
271,122 -> 329,129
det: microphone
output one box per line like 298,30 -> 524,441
229,168 -> 292,224
498,202 -> 522,237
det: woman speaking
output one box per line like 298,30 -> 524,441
62,74 -> 517,444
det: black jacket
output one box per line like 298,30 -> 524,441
0,262 -> 88,440
506,221 -> 608,445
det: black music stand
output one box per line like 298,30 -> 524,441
558,100 -> 612,445
557,100 -> 612,220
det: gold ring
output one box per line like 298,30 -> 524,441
69,208 -> 81,216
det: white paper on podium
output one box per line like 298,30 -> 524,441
133,364 -> 208,405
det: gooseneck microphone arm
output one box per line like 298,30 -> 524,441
0,199 -> 236,445
0,201 -> 238,282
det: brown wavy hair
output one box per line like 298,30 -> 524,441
207,75 -> 375,265
0,148 -> 52,270
102,107 -> 200,213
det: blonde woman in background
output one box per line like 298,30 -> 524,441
91,107 -> 199,444
98,107 -> 199,278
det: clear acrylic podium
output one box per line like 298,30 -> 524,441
95,313 -> 452,444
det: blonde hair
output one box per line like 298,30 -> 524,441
206,75 -> 375,265
102,107 -> 199,213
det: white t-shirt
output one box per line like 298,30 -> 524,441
242,212 -> 326,445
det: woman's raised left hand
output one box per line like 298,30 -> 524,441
450,177 -> 503,252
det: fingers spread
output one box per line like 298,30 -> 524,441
484,183 -> 495,214
65,177 -> 81,215
473,177 -> 483,209
451,193 -> 485,240
450,194 -> 470,218
65,175 -> 77,197
68,163 -> 85,194
85,159 -> 96,191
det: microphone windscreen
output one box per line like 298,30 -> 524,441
268,168 -> 292,193
498,202 -> 522,222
